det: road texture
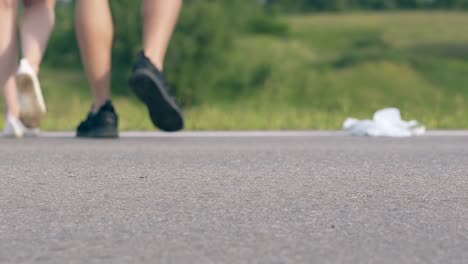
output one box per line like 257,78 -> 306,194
0,132 -> 467,263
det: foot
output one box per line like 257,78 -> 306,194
3,114 -> 26,138
129,52 -> 183,132
2,114 -> 40,138
76,100 -> 119,138
3,114 -> 41,138
16,59 -> 47,129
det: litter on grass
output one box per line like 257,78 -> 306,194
343,108 -> 426,137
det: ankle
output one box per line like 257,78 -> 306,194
6,112 -> 20,121
92,99 -> 111,113
6,109 -> 20,119
143,51 -> 164,71
21,58 -> 40,74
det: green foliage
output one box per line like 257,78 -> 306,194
37,2 -> 468,131
45,0 -> 283,105
13,11 -> 468,130
164,0 -> 235,105
164,0 -> 286,106
246,14 -> 290,35
272,0 -> 468,11
44,5 -> 79,66
109,1 -> 142,64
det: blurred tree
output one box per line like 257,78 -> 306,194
272,0 -> 468,11
44,0 -> 468,107
46,0 -> 280,105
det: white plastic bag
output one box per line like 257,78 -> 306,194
343,108 -> 426,137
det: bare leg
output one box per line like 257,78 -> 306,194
142,0 -> 182,71
75,0 -> 113,113
21,0 -> 56,74
0,0 -> 20,118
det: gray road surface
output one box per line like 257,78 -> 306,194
0,132 -> 467,263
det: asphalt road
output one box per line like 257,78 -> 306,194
0,132 -> 467,263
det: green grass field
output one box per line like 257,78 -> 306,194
2,11 -> 468,131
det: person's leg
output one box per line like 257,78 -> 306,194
21,0 -> 55,73
142,0 -> 182,71
15,0 -> 55,129
128,0 -> 183,132
75,0 -> 113,113
75,0 -> 118,138
0,0 -> 20,118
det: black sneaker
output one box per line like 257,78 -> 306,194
76,100 -> 119,138
128,52 -> 183,132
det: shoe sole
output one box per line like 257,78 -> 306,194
17,72 -> 46,128
129,69 -> 183,132
76,127 -> 119,138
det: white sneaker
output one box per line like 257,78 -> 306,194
3,114 -> 41,138
3,114 -> 26,138
16,59 -> 47,128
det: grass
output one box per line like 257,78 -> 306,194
1,11 -> 468,130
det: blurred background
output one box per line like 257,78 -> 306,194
4,0 -> 468,130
